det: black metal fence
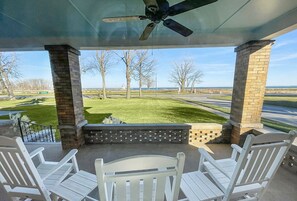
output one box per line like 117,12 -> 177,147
18,119 -> 55,142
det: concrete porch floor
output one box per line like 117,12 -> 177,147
1,143 -> 296,201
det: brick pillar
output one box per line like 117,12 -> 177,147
45,45 -> 87,149
230,40 -> 274,145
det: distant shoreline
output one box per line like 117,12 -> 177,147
83,86 -> 297,90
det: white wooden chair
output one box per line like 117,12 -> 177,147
0,136 -> 79,200
95,152 -> 185,201
198,131 -> 297,201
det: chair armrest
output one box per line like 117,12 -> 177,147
41,149 -> 78,181
231,144 -> 242,154
231,144 -> 242,160
198,148 -> 230,178
30,147 -> 46,163
29,147 -> 45,158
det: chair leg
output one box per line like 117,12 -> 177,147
71,157 -> 79,173
198,155 -> 205,171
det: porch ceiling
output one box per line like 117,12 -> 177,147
1,0 -> 297,51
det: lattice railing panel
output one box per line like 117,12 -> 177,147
83,124 -> 190,144
188,123 -> 231,146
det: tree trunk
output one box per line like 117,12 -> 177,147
0,77 -> 7,94
191,82 -> 195,93
0,72 -> 14,99
126,64 -> 131,99
139,79 -> 142,97
126,78 -> 131,99
181,80 -> 186,93
139,66 -> 142,97
101,71 -> 107,99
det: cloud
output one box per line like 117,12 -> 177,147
20,64 -> 51,71
196,48 -> 234,58
198,63 -> 234,70
205,70 -> 234,75
273,40 -> 297,49
271,53 -> 297,62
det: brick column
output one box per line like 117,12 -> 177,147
230,40 -> 274,145
45,45 -> 87,149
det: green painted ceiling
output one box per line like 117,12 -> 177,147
0,0 -> 297,50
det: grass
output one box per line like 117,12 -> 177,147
211,95 -> 297,109
261,118 -> 297,133
264,96 -> 297,108
0,97 -> 227,140
0,97 -> 228,125
84,97 -> 227,124
189,100 -> 297,133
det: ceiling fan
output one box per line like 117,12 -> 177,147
102,0 -> 217,40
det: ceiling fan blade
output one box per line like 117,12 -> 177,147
143,0 -> 159,13
163,19 -> 193,37
168,0 -> 217,16
139,22 -> 157,40
102,16 -> 147,23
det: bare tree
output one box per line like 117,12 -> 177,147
83,51 -> 113,99
15,79 -> 52,91
188,70 -> 203,93
0,81 -> 5,94
115,50 -> 138,99
169,59 -> 203,93
133,50 -> 155,97
0,52 -> 20,99
144,75 -> 155,89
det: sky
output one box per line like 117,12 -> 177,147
16,29 -> 297,89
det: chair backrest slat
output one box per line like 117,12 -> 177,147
115,180 -> 126,201
129,178 -> 140,201
224,132 -> 297,200
0,154 -> 14,185
155,174 -> 167,201
13,152 -> 36,186
1,150 -> 34,187
95,153 -> 185,201
249,147 -> 272,183
0,136 -> 50,200
0,151 -> 20,186
143,176 -> 154,201
238,142 -> 287,185
239,148 -> 261,184
261,146 -> 287,180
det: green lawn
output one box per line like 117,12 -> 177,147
84,97 -> 227,124
0,97 -> 227,126
211,95 -> 297,109
0,97 -> 227,141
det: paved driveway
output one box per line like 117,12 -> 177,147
173,95 -> 297,127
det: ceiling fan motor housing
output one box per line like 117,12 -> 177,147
145,1 -> 169,23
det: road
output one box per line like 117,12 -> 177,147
171,94 -> 297,127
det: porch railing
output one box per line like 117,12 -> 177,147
83,124 -> 191,144
18,119 -> 55,142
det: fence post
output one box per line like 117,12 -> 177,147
50,125 -> 54,142
18,118 -> 24,142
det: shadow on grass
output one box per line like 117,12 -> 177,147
163,106 -> 227,124
84,107 -> 111,124
1,104 -> 112,140
16,98 -> 47,106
